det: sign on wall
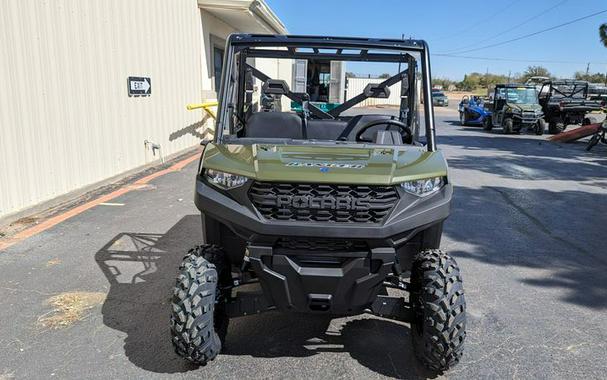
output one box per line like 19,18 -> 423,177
128,76 -> 151,96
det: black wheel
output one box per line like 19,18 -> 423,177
549,120 -> 565,134
582,117 -> 597,126
411,249 -> 466,372
535,119 -> 546,135
586,133 -> 601,151
502,118 -> 513,134
459,112 -> 466,126
482,117 -> 493,131
170,245 -> 230,365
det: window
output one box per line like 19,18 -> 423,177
213,46 -> 224,92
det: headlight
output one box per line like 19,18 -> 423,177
511,108 -> 522,114
400,177 -> 444,197
205,169 -> 248,189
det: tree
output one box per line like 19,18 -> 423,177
600,23 -> 607,48
432,77 -> 457,90
378,73 -> 391,79
521,66 -> 551,82
457,74 -> 480,91
574,71 -> 606,83
345,72 -> 356,78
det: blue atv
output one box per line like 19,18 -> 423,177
458,95 -> 491,126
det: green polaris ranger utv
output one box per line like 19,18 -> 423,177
170,34 -> 466,372
483,83 -> 547,135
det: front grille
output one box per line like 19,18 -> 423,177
275,238 -> 369,252
249,182 -> 399,224
522,111 -> 538,122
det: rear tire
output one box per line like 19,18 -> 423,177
170,245 -> 230,365
459,112 -> 466,126
583,116 -> 597,126
411,249 -> 466,372
549,120 -> 565,134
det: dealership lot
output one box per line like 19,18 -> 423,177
0,105 -> 606,379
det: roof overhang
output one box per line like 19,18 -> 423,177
198,0 -> 287,34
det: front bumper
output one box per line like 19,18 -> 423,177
194,177 -> 452,244
246,244 -> 395,314
196,177 -> 451,314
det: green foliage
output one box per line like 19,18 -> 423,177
432,78 -> 457,90
455,72 -> 510,91
378,73 -> 391,79
600,23 -> 607,48
520,66 -> 552,83
574,71 -> 607,83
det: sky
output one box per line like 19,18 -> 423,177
265,0 -> 607,81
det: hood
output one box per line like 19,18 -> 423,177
507,103 -> 542,112
202,143 -> 448,185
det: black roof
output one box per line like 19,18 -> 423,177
548,79 -> 589,85
496,83 -> 535,88
228,34 -> 427,52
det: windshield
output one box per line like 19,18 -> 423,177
215,36 -> 434,149
499,87 -> 538,104
433,92 -> 445,97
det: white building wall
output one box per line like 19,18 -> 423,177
346,77 -> 402,106
253,56 -> 293,111
0,1 -> 289,220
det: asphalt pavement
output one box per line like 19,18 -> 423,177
0,105 -> 606,379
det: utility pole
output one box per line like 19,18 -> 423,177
586,62 -> 590,76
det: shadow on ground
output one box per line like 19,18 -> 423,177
95,215 -> 433,378
445,186 -> 607,309
441,133 -> 607,161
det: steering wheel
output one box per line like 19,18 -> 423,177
355,119 -> 412,143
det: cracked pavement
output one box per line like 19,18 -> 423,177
0,105 -> 606,379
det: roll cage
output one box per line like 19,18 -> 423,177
539,80 -> 589,100
214,34 -> 438,151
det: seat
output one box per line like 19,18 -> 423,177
307,114 -> 401,142
245,112 -> 304,139
306,120 -> 349,140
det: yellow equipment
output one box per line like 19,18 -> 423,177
186,101 -> 218,119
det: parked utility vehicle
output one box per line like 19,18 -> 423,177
170,35 -> 466,373
458,95 -> 490,126
538,80 -> 602,134
482,83 -> 546,135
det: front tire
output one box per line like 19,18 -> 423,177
411,249 -> 466,372
502,118 -> 513,134
482,116 -> 493,131
459,112 -> 466,126
535,119 -> 546,135
586,133 -> 601,151
170,245 -> 229,365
